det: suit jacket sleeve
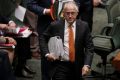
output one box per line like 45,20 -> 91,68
39,20 -> 60,57
84,22 -> 94,66
0,15 -> 10,24
39,23 -> 53,57
27,0 -> 45,16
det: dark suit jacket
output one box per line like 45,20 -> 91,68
74,0 -> 93,15
27,0 -> 53,35
75,0 -> 93,31
40,19 -> 94,78
0,15 -> 10,24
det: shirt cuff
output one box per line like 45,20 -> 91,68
43,8 -> 47,15
45,53 -> 50,57
8,20 -> 14,24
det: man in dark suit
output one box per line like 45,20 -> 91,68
27,0 -> 53,35
40,1 -> 94,80
26,0 -> 53,80
75,0 -> 103,32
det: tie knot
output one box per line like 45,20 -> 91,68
68,25 -> 73,28
69,24 -> 73,27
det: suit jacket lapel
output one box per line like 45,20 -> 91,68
59,19 -> 81,47
59,19 -> 81,46
59,20 -> 65,42
75,20 -> 80,47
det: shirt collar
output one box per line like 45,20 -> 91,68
65,20 -> 76,28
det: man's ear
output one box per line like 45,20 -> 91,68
76,12 -> 78,16
62,12 -> 65,19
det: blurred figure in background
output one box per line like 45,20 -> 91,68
75,0 -> 103,32
0,0 -> 35,78
0,0 -> 17,76
0,14 -> 17,64
26,0 -> 53,80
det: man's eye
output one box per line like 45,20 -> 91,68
65,12 -> 76,15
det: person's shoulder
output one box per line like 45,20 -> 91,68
76,19 -> 90,32
51,19 -> 64,25
77,19 -> 88,25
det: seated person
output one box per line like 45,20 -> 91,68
0,0 -> 35,78
0,36 -> 17,64
0,15 -> 17,64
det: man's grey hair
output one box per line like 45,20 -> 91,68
62,1 -> 79,12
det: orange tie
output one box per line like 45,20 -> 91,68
68,25 -> 75,62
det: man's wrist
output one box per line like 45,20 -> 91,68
43,8 -> 50,15
43,8 -> 47,15
84,65 -> 91,69
45,53 -> 50,57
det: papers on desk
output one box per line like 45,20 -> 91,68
20,28 -> 32,38
48,36 -> 64,59
15,5 -> 26,22
5,27 -> 32,38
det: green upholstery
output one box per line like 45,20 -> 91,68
100,0 -> 120,35
106,0 -> 120,23
92,16 -> 120,79
93,35 -> 112,51
111,16 -> 120,49
93,16 -> 120,52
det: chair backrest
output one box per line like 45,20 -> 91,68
110,16 -> 120,49
106,0 -> 120,23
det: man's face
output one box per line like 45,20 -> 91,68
63,6 -> 78,24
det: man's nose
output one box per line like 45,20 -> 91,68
68,13 -> 73,17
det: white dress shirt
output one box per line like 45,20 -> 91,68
61,20 -> 76,61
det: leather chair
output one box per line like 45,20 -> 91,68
92,16 -> 120,79
106,0 -> 120,23
100,0 -> 120,35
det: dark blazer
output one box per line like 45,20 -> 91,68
27,0 -> 53,35
75,0 -> 93,31
0,15 -> 10,24
0,15 -> 10,37
40,19 -> 94,78
77,0 -> 93,14
75,0 -> 93,5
